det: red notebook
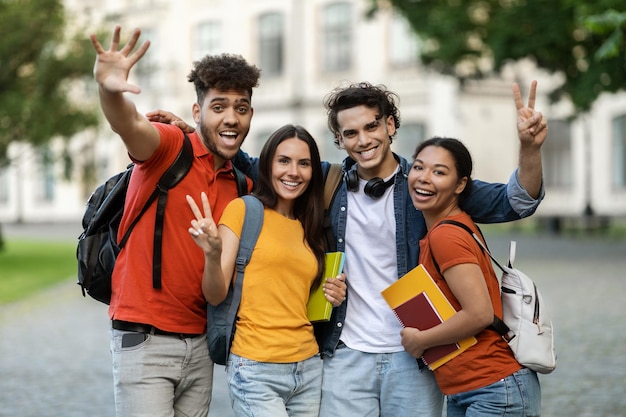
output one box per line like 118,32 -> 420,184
393,291 -> 459,365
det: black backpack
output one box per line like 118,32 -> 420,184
76,134 -> 247,304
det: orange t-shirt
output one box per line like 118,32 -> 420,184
419,212 -> 521,395
109,123 -> 252,334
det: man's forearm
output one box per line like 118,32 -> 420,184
98,86 -> 160,161
517,145 -> 543,200
98,86 -> 141,137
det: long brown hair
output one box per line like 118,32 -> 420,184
253,125 -> 326,289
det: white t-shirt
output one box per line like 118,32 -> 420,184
340,168 -> 405,353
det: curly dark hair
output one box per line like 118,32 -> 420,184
323,82 -> 401,147
188,54 -> 261,104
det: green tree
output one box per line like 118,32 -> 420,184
0,0 -> 100,248
584,9 -> 626,60
370,0 -> 626,113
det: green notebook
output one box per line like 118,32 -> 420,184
306,252 -> 345,322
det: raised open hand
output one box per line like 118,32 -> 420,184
90,25 -> 150,94
186,192 -> 221,258
513,81 -> 548,149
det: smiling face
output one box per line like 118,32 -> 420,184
408,145 -> 468,224
271,137 -> 313,218
193,88 -> 254,169
336,105 -> 398,179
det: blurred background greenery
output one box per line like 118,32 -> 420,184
0,239 -> 76,304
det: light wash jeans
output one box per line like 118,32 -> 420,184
320,343 -> 444,417
446,367 -> 541,417
226,352 -> 322,417
110,329 -> 213,417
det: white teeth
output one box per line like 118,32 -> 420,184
415,189 -> 434,196
282,181 -> 299,187
360,148 -> 376,157
221,132 -> 237,138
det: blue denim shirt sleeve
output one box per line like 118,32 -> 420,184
506,168 -> 545,218
461,168 -> 544,224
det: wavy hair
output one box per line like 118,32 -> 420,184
323,81 -> 401,147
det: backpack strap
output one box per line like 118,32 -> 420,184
225,194 -> 264,360
433,220 -> 505,272
117,133 -> 194,289
152,133 -> 194,288
233,165 -> 249,197
323,164 -> 342,252
324,164 -> 342,209
428,219 -> 511,338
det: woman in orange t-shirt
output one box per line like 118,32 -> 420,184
403,137 -> 541,417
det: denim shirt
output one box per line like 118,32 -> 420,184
233,151 -> 544,358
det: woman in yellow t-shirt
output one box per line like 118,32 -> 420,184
187,124 -> 346,417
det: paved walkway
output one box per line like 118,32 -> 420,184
1,225 -> 626,416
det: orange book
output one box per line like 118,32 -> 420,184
381,264 -> 477,370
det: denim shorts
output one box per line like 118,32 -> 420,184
226,352 -> 322,417
446,367 -> 541,417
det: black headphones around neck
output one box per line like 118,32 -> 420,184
345,170 -> 396,199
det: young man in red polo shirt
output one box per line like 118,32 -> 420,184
91,25 -> 259,417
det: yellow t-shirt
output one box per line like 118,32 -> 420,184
219,198 -> 320,363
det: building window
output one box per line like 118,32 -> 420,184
134,27 -> 158,88
392,122 -> 426,160
389,14 -> 419,68
544,119 -> 572,188
321,2 -> 352,73
38,146 -> 55,202
195,21 -> 222,59
258,13 -> 284,77
613,114 -> 626,188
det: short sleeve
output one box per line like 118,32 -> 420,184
429,224 -> 480,275
218,197 -> 246,239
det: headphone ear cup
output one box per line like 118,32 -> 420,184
364,178 -> 386,199
345,170 -> 359,192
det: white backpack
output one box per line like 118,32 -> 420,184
488,241 -> 556,374
437,220 -> 557,374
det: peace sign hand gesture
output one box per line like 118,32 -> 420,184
186,192 -> 222,261
513,80 -> 548,149
512,80 -> 547,200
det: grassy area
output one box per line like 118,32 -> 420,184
0,239 -> 77,305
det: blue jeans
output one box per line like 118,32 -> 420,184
320,344 -> 444,417
446,367 -> 541,417
226,352 -> 322,417
110,329 -> 213,417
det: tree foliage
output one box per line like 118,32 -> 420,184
371,0 -> 626,113
0,0 -> 99,169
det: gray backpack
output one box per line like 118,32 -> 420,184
206,194 -> 264,365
